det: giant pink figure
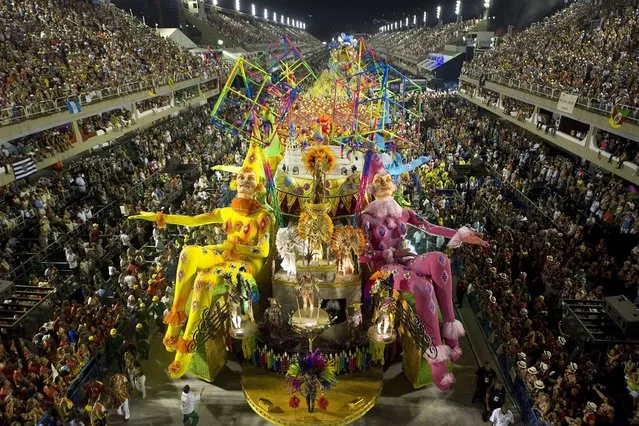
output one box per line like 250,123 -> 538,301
360,153 -> 487,390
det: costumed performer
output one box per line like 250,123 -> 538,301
129,143 -> 270,378
360,152 -> 488,390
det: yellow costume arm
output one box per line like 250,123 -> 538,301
129,210 -> 224,228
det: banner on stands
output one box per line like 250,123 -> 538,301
556,92 -> 578,114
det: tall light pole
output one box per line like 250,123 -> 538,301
483,0 -> 491,19
436,5 -> 442,26
273,11 -> 276,21
251,3 -> 255,16
264,8 -> 267,19
413,14 -> 417,26
423,11 -> 427,28
455,1 -> 462,22
235,0 -> 240,12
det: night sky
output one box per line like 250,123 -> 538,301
115,0 -> 566,41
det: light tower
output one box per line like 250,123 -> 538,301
483,0 -> 491,19
251,3 -> 255,16
436,5 -> 442,26
235,0 -> 240,12
455,1 -> 462,22
423,11 -> 427,28
264,8 -> 267,20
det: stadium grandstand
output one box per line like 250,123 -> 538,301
0,0 -> 638,425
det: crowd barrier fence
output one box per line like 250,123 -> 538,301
1,70 -> 213,127
461,69 -> 639,125
467,291 -> 540,426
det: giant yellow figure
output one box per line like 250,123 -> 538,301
129,144 -> 270,378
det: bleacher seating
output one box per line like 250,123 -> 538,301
0,0 -> 218,125
369,20 -> 478,62
204,10 -> 321,50
461,0 -> 639,123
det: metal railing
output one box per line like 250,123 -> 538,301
468,292 -> 539,426
0,70 -> 214,127
460,69 -> 639,125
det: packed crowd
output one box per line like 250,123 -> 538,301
462,0 -> 639,119
205,10 -> 320,50
0,102 -> 245,424
0,0 -> 219,114
0,128 -> 74,171
407,91 -> 639,424
369,20 -> 478,61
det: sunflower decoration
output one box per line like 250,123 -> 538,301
302,145 -> 337,175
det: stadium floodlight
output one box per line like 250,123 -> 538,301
303,23 -> 306,30
264,8 -> 267,19
213,0 -> 217,5
423,11 -> 427,22
251,4 -> 255,16
394,21 -> 398,29
287,17 -> 290,26
413,15 -> 417,25
281,15 -> 284,24
399,20 -> 402,28
455,1 -> 461,15
484,0 -> 491,8
235,0 -> 240,12
273,11 -> 276,21
218,39 -> 224,45
436,5 -> 441,19
405,17 -> 408,26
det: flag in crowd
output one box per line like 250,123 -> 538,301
12,157 -> 37,180
66,100 -> 82,114
609,105 -> 630,129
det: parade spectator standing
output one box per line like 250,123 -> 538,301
181,385 -> 204,426
473,361 -> 497,404
489,404 -> 515,426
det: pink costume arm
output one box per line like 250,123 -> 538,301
406,210 -> 457,239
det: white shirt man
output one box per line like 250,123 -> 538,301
181,385 -> 203,425
489,406 -> 514,426
124,273 -> 137,289
65,249 -> 78,269
120,232 -> 130,247
108,265 -> 118,277
75,175 -> 87,193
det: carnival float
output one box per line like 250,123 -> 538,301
130,34 -> 488,425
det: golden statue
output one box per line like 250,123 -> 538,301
298,146 -> 336,262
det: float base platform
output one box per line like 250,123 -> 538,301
241,364 -> 384,425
